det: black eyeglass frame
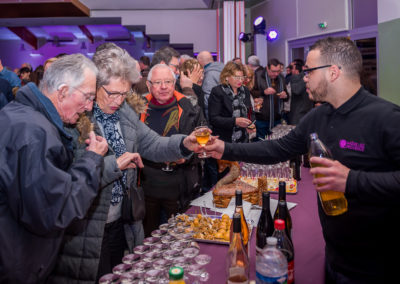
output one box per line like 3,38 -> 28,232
303,64 -> 341,76
101,86 -> 133,98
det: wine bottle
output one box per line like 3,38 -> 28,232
256,192 -> 274,255
230,190 -> 250,251
227,213 -> 249,284
272,219 -> 295,284
309,133 -> 348,216
274,181 -> 292,239
275,200 -> 292,240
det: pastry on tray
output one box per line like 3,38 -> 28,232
212,160 -> 259,208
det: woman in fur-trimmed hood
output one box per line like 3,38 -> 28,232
49,44 -> 197,283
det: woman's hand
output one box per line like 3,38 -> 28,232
235,117 -> 252,128
116,152 -> 144,170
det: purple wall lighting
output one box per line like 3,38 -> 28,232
267,29 -> 279,41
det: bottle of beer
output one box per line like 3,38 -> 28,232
227,213 -> 250,284
256,192 -> 274,255
272,219 -> 295,284
309,133 -> 348,216
274,181 -> 292,239
230,190 -> 250,252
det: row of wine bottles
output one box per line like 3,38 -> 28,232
226,183 -> 294,284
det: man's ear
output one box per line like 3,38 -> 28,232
57,84 -> 69,101
146,80 -> 151,91
329,65 -> 341,82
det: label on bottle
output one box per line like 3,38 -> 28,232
256,271 -> 288,283
288,260 -> 294,284
228,267 -> 248,284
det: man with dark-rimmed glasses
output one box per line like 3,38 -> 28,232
203,36 -> 400,283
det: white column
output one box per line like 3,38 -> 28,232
223,1 -> 245,63
254,33 -> 267,67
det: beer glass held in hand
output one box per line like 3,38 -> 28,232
309,133 -> 348,216
194,126 -> 211,158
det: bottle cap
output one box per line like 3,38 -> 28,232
274,219 -> 285,230
266,237 -> 277,245
310,132 -> 318,139
169,266 -> 184,280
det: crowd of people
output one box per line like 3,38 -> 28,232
0,36 -> 397,284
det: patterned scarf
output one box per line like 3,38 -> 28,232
93,103 -> 127,205
222,85 -> 249,143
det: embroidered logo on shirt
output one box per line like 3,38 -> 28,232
339,139 -> 365,152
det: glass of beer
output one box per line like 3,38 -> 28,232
194,126 -> 211,158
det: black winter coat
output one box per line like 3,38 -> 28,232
0,83 -> 103,284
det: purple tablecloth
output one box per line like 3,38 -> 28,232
187,167 -> 325,284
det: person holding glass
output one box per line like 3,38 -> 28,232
140,63 -> 206,237
208,61 -> 256,144
49,44 -> 201,283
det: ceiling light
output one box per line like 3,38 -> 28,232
253,16 -> 266,34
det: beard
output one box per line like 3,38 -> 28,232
309,77 -> 328,102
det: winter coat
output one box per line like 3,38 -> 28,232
0,83 -> 103,284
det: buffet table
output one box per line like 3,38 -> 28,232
187,167 -> 325,284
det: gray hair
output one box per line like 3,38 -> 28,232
39,53 -> 98,94
309,37 -> 362,79
147,64 -> 175,82
93,45 -> 141,86
180,54 -> 192,61
247,55 -> 260,67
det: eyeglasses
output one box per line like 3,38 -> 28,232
303,65 -> 339,76
148,80 -> 175,87
70,86 -> 96,103
101,86 -> 133,99
231,76 -> 247,81
168,63 -> 179,71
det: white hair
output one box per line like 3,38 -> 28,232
39,53 -> 98,94
247,55 -> 260,67
147,64 -> 175,82
93,45 -> 140,86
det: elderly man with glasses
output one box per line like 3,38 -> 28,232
140,63 -> 206,237
0,54 -> 109,284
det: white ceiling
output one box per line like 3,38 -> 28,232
80,0 -> 210,10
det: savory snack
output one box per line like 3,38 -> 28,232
212,160 -> 259,208
176,214 -> 232,242
213,180 -> 258,208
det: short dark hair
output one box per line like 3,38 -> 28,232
309,37 -> 362,79
267,58 -> 281,68
139,56 -> 150,66
150,46 -> 180,67
19,67 -> 31,75
293,63 -> 302,73
292,58 -> 304,67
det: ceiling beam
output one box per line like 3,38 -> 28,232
78,25 -> 94,43
0,0 -> 90,18
7,26 -> 38,49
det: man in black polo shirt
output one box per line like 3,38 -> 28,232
203,37 -> 400,283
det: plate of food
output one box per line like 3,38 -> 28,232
175,214 -> 252,245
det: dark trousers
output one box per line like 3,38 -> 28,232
143,195 -> 180,237
96,218 -> 127,281
325,260 -> 378,284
